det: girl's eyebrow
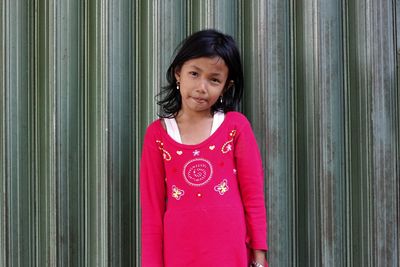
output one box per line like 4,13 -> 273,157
188,65 -> 224,76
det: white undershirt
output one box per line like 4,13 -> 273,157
164,112 -> 225,144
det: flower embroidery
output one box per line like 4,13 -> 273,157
214,179 -> 229,195
172,185 -> 184,200
193,150 -> 200,156
221,130 -> 236,154
156,140 -> 172,161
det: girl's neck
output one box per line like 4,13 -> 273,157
175,110 -> 214,145
176,109 -> 213,121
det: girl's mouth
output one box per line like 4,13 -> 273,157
192,97 -> 207,103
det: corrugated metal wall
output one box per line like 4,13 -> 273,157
1,0 -> 399,266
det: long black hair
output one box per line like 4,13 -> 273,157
157,29 -> 244,118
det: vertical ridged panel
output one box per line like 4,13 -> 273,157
188,0 -> 239,35
86,0 -> 109,265
348,0 -> 399,266
368,1 -> 398,266
296,0 -> 347,266
265,0 -> 295,266
1,1 -> 399,266
347,0 -> 373,265
54,1 -> 84,266
396,0 -> 400,262
3,1 -> 36,266
108,1 -> 134,266
0,0 -> 4,266
135,1 -> 188,265
36,0 -> 57,265
242,0 -> 295,266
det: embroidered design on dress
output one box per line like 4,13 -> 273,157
183,158 -> 213,187
214,179 -> 229,195
156,140 -> 172,161
221,130 -> 236,154
172,185 -> 184,200
209,145 -> 215,150
176,150 -> 183,155
193,150 -> 200,156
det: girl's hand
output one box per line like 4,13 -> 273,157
252,249 -> 267,266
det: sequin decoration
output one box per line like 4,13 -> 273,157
171,185 -> 184,200
156,140 -> 172,161
214,179 -> 229,195
221,130 -> 236,154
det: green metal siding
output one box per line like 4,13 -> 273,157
1,0 -> 399,266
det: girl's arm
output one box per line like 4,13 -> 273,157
140,125 -> 166,266
234,114 -> 268,263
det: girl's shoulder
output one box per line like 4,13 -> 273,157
226,111 -> 252,127
225,111 -> 256,136
143,118 -> 164,139
226,111 -> 248,121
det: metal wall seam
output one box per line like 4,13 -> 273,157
133,0 -> 140,265
36,0 -> 57,265
397,0 -> 400,262
0,0 -> 6,265
83,1 -> 89,266
341,0 -> 352,266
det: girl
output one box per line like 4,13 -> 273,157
140,29 -> 268,267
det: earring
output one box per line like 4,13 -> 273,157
220,95 -> 223,104
176,81 -> 180,90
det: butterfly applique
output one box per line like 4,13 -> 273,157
214,179 -> 229,195
171,185 -> 185,200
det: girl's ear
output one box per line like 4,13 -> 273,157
174,69 -> 181,82
224,80 -> 234,93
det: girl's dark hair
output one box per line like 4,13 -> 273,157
157,29 -> 244,118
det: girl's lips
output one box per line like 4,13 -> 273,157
192,97 -> 207,103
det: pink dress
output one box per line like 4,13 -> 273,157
140,111 -> 267,267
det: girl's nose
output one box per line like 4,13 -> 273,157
196,79 -> 207,93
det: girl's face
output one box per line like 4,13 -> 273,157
175,56 -> 229,116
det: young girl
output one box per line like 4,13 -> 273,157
140,29 -> 268,267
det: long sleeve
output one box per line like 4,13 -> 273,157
140,123 -> 166,266
234,115 -> 268,251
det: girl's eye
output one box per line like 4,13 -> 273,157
210,78 -> 221,84
189,71 -> 198,77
